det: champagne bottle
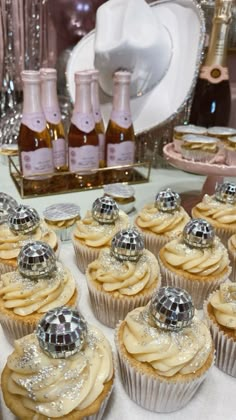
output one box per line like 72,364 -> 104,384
18,71 -> 54,181
40,68 -> 67,171
189,0 -> 232,127
68,71 -> 99,184
89,69 -> 105,168
105,71 -> 135,181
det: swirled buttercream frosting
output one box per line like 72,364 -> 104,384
5,326 -> 113,417
0,222 -> 58,260
87,248 -> 160,296
0,264 -> 75,316
135,204 -> 190,237
73,210 -> 129,247
193,195 -> 236,227
160,237 -> 229,277
122,305 -> 212,377
209,282 -> 236,330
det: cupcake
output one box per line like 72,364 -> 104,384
72,196 -> 129,273
1,306 -> 114,419
225,136 -> 236,166
0,241 -> 78,344
228,234 -> 236,281
0,204 -> 60,275
0,192 -> 18,224
103,183 -> 135,214
86,227 -> 161,327
192,182 -> 236,246
173,124 -> 207,153
158,219 -> 231,309
43,202 -> 81,242
115,286 -> 214,413
207,126 -> 236,144
134,188 -> 190,258
204,282 -> 236,377
180,134 -> 220,162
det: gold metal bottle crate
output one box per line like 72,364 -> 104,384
8,155 -> 151,198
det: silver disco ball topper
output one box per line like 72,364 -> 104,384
36,306 -> 88,358
0,192 -> 18,224
215,182 -> 236,204
8,204 -> 40,234
155,188 -> 181,212
111,227 -> 144,261
18,241 -> 57,278
150,286 -> 194,331
183,218 -> 215,248
91,196 -> 119,224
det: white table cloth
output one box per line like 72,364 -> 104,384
0,161 -> 235,420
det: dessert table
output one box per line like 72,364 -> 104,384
0,161 -> 236,420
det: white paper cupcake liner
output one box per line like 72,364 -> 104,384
181,148 -> 216,163
214,227 -> 236,248
0,261 -> 16,276
72,237 -> 100,274
203,298 -> 236,377
0,314 -> 37,345
84,381 -> 114,420
115,325 -> 214,413
159,258 -> 230,309
86,277 -> 159,328
54,225 -> 75,242
142,231 -> 170,259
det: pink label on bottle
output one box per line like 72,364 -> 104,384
98,133 -> 105,162
21,148 -> 54,178
69,146 -> 99,172
94,108 -> 102,123
44,107 -> 61,124
200,65 -> 229,84
111,110 -> 132,129
107,141 -> 135,167
22,112 -> 47,132
52,138 -> 66,167
71,112 -> 95,133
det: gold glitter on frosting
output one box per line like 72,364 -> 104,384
73,210 -> 129,247
0,264 -> 75,315
87,248 -> 160,296
135,204 -> 190,237
0,221 -> 58,260
5,326 -> 113,417
193,194 -> 236,227
122,305 -> 212,377
209,282 -> 236,330
161,237 -> 229,276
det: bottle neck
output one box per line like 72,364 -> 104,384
22,82 -> 43,115
74,82 -> 92,114
204,2 -> 232,67
91,79 -> 100,111
112,82 -> 131,113
41,79 -> 59,110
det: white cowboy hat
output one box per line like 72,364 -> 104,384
66,0 -> 205,135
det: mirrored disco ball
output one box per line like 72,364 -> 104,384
8,204 -> 40,234
0,192 -> 18,224
111,227 -> 144,261
92,196 -> 119,224
36,306 -> 88,358
150,286 -> 194,331
155,188 -> 181,212
215,182 -> 236,204
18,241 -> 57,278
183,218 -> 215,248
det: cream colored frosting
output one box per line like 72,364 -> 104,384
73,210 -> 129,247
182,142 -> 217,152
135,204 -> 190,237
0,221 -> 58,260
161,237 -> 229,277
0,263 -> 75,316
6,326 -> 113,417
210,282 -> 236,330
228,234 -> 236,253
193,194 -> 236,226
87,248 -> 160,296
122,305 -> 212,377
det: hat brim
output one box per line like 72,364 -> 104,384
66,0 -> 205,135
